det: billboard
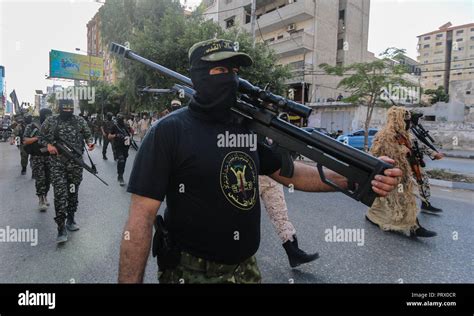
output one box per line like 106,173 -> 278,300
49,50 -> 103,81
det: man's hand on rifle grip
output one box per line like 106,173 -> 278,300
47,144 -> 58,155
371,156 -> 402,197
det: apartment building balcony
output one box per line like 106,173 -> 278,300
269,31 -> 314,58
243,1 -> 315,34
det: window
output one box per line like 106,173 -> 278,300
456,30 -> 464,35
225,16 -> 235,28
453,64 -> 462,68
424,60 -> 429,64
471,36 -> 474,41
424,36 -> 431,40
456,38 -> 463,42
369,130 -> 378,136
436,42 -> 443,46
471,46 -> 474,50
436,33 -> 443,38
434,51 -> 443,54
434,75 -> 442,77
423,53 -> 429,56
423,44 -> 430,48
352,131 -> 364,136
337,38 -> 344,50
471,28 -> 474,32
458,47 -> 465,51
453,56 -> 458,60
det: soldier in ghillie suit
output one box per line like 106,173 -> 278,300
366,106 -> 436,238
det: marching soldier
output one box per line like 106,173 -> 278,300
108,113 -> 133,186
259,175 -> 319,268
23,108 -> 53,211
12,114 -> 29,175
418,143 -> 445,214
101,112 -> 114,160
40,100 -> 95,243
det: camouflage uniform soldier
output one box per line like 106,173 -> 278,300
23,108 -> 53,211
40,100 -> 95,243
259,175 -> 319,268
417,142 -> 445,214
12,115 -> 29,175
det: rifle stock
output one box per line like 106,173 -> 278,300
110,42 -> 392,206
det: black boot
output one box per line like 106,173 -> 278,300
21,167 -> 26,175
56,225 -> 68,243
412,218 -> 437,238
118,175 -> 125,186
282,235 -> 319,268
66,214 -> 80,231
421,201 -> 443,215
103,154 -> 108,160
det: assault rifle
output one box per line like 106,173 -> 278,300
110,43 -> 392,207
113,121 -> 139,151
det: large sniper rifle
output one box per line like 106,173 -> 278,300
110,43 -> 392,207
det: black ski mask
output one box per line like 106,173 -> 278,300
117,114 -> 125,126
40,108 -> 52,124
189,61 -> 239,122
58,100 -> 74,120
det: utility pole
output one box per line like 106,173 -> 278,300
250,0 -> 256,47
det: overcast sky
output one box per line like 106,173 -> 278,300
0,0 -> 472,104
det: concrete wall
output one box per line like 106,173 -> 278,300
423,121 -> 474,151
449,80 -> 474,106
413,101 -> 465,122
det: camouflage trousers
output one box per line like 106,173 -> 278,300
50,157 -> 83,227
417,168 -> 431,203
30,155 -> 51,196
259,176 -> 296,243
19,145 -> 29,169
158,252 -> 261,284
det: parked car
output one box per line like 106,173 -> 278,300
336,128 -> 379,150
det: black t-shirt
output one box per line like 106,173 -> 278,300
127,107 -> 281,264
110,123 -> 131,149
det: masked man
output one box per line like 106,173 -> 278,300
101,112 -> 114,160
108,113 -> 133,186
366,106 -> 436,238
40,100 -> 95,243
23,108 -> 53,211
12,114 -> 29,175
118,39 -> 402,284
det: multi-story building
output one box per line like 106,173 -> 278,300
87,12 -> 118,84
417,22 -> 474,105
203,0 -> 373,104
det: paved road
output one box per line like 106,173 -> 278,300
424,157 -> 474,176
0,142 -> 472,283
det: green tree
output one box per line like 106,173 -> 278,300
424,86 -> 449,104
99,1 -> 290,113
320,48 -> 416,151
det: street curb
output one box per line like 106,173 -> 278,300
429,178 -> 474,191
444,153 -> 474,160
